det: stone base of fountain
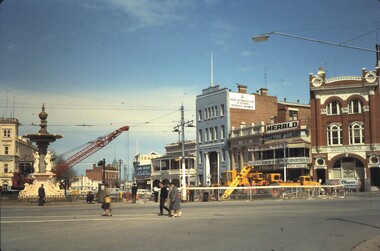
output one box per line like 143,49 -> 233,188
18,172 -> 65,198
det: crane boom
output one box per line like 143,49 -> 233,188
57,125 -> 129,170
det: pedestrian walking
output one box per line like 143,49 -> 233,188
101,183 -> 112,216
158,182 -> 170,216
167,182 -> 173,217
169,182 -> 182,217
131,183 -> 138,203
38,184 -> 45,206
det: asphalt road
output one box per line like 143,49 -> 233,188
1,193 -> 380,251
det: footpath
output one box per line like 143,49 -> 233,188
352,235 -> 380,251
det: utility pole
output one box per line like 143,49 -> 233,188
181,104 -> 186,201
174,104 -> 194,201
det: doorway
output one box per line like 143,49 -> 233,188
370,167 -> 380,187
316,169 -> 326,185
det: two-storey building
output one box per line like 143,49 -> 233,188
309,67 -> 380,191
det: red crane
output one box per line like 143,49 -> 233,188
54,125 -> 129,176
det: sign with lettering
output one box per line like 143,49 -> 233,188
135,165 -> 151,176
229,93 -> 256,110
265,121 -> 299,134
264,131 -> 300,141
340,179 -> 359,189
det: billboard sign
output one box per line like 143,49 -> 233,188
229,93 -> 256,110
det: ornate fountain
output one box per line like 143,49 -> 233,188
19,104 -> 65,198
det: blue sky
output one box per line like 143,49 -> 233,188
1,0 -> 379,176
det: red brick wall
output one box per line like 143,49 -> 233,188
230,94 -> 277,128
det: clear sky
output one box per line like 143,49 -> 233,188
1,0 -> 379,176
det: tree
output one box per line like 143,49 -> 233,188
53,152 -> 77,189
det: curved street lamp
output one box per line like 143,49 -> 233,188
252,31 -> 380,53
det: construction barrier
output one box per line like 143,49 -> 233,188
184,184 -> 346,201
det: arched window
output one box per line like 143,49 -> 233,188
331,158 -> 364,179
349,122 -> 364,144
328,124 -> 342,145
348,99 -> 362,114
327,100 -> 341,115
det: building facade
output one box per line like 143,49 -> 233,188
196,84 -> 277,186
0,118 -> 37,190
230,103 -> 312,183
133,151 -> 161,189
151,141 -> 196,188
309,67 -> 380,191
86,162 -> 119,188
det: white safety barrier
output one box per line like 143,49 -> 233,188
183,184 -> 346,201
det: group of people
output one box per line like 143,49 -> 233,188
158,182 -> 182,217
99,182 -> 182,217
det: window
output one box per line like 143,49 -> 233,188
221,149 -> 225,162
198,151 -> 203,164
211,107 -> 215,118
215,126 -> 218,141
198,129 -> 203,143
4,164 -> 8,173
221,125 -> 225,139
210,127 -> 214,141
205,128 -> 209,142
327,100 -> 341,115
5,146 -> 9,155
204,108 -> 208,119
328,124 -> 342,145
198,110 -> 202,121
348,99 -> 362,114
349,123 -> 364,144
289,110 -> 298,121
220,104 -> 225,117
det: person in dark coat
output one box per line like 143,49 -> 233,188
131,183 -> 138,203
38,184 -> 46,206
158,182 -> 170,216
86,191 -> 95,204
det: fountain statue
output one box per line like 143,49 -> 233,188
19,104 -> 65,198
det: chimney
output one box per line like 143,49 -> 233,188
237,84 -> 247,94
260,88 -> 268,96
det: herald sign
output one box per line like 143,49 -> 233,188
265,121 -> 300,134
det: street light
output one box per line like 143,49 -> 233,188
252,31 -> 380,53
98,159 -> 106,184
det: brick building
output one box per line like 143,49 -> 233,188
86,162 -> 119,187
230,101 -> 311,182
309,67 -> 380,190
